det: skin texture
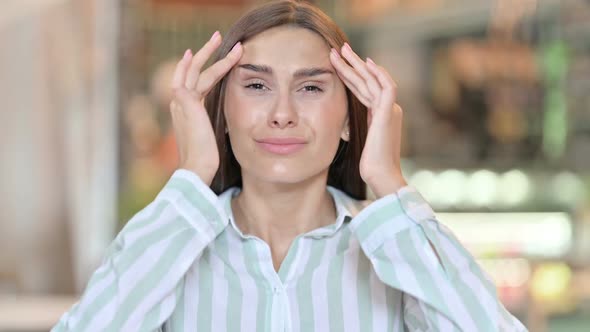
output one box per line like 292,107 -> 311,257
170,27 -> 407,271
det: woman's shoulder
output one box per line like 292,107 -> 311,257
327,186 -> 374,218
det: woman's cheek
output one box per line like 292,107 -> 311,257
308,100 -> 346,130
225,101 -> 258,131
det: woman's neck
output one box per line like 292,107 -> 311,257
231,171 -> 337,244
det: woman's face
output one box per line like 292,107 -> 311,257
224,26 -> 349,184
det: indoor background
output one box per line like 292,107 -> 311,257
0,0 -> 589,331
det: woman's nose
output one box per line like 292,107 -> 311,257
268,92 -> 298,129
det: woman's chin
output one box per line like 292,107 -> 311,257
243,160 -> 328,186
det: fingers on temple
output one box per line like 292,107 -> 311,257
185,31 -> 223,90
330,48 -> 372,107
366,60 -> 397,107
172,49 -> 192,90
197,42 -> 243,97
340,43 -> 381,101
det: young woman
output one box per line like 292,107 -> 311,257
53,1 -> 527,331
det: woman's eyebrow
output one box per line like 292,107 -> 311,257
237,63 -> 333,78
293,67 -> 334,78
238,63 -> 272,74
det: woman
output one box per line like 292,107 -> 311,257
53,1 -> 527,331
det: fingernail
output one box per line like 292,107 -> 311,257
330,48 -> 340,58
210,30 -> 220,41
344,42 -> 352,51
231,42 -> 241,52
183,49 -> 192,60
367,57 -> 375,65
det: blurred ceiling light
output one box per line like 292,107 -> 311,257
497,170 -> 531,205
437,212 -> 572,258
437,169 -> 467,207
409,170 -> 438,203
466,169 -> 498,207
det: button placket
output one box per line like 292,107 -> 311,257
251,238 -> 290,331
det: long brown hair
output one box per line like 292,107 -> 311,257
204,0 -> 367,200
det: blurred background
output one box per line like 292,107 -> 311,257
0,0 -> 589,331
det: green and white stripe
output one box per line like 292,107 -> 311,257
52,169 -> 527,332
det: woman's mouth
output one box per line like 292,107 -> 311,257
255,137 -> 307,155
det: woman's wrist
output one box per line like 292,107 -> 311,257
366,173 -> 407,199
178,161 -> 217,186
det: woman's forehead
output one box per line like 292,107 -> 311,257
239,26 -> 331,68
242,26 -> 330,58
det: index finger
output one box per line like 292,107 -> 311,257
172,49 -> 192,89
185,31 -> 223,90
196,42 -> 243,97
329,48 -> 372,106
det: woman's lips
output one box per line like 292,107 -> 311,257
255,137 -> 307,155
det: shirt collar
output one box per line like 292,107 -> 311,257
217,186 -> 357,240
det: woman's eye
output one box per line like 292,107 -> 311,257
302,85 -> 323,93
245,83 -> 267,90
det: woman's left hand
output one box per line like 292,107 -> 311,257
329,43 -> 407,198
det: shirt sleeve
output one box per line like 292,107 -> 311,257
51,169 -> 228,332
349,186 -> 528,332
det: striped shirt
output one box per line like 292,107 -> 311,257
52,169 -> 527,331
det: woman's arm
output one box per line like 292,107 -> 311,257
329,42 -> 527,331
52,31 -> 242,332
51,169 -> 228,332
349,186 -> 527,331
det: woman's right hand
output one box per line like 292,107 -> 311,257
170,31 -> 243,185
